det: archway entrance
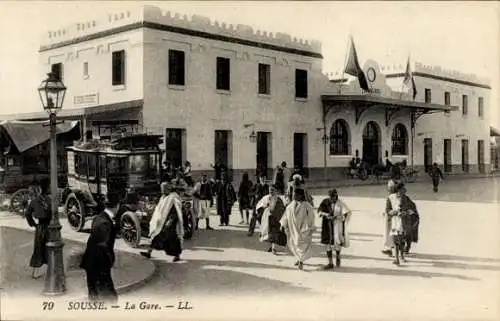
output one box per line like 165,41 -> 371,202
362,121 -> 381,167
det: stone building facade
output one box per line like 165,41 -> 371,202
23,5 -> 491,184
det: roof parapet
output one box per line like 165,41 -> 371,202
40,5 -> 322,55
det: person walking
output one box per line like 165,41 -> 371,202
140,181 -> 185,262
256,184 -> 287,254
216,172 -> 236,226
382,166 -> 401,256
385,182 -> 419,265
429,162 -> 444,193
317,189 -> 352,269
280,188 -> 316,270
237,172 -> 253,225
247,175 -> 269,236
80,192 -> 120,302
398,184 -> 420,254
25,178 -> 51,279
193,174 -> 214,230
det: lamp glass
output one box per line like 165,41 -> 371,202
38,73 -> 66,114
249,130 -> 257,143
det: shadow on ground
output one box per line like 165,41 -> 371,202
145,258 -> 309,296
0,226 -> 154,294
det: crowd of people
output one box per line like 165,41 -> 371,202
23,160 -> 423,303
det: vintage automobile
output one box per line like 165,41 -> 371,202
62,133 -> 194,248
0,120 -> 80,213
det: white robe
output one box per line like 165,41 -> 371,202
318,199 -> 352,249
280,200 -> 316,262
387,193 -> 404,236
256,194 -> 287,242
149,192 -> 184,241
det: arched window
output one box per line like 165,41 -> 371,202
391,124 -> 408,155
329,119 -> 350,155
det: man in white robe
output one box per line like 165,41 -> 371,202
280,188 -> 316,270
141,182 -> 184,262
256,185 -> 288,254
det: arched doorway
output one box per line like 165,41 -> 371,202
362,121 -> 381,167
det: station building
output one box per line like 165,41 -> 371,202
11,5 -> 492,184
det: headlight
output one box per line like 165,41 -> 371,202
183,202 -> 191,209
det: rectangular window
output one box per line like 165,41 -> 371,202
424,88 -> 431,103
112,50 -> 126,86
444,91 -> 450,105
51,63 -> 63,81
216,57 -> 230,91
478,97 -> 484,117
258,63 -> 271,95
168,49 -> 185,86
295,69 -> 308,99
83,62 -> 89,77
87,155 -> 97,178
462,94 -> 468,115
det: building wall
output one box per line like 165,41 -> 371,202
386,63 -> 491,173
36,5 -> 492,185
322,60 -> 412,176
38,9 -> 145,110
140,8 -> 325,181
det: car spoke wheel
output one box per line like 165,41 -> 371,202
65,193 -> 85,232
10,189 -> 32,215
120,212 -> 141,248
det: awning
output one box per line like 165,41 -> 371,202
0,99 -> 143,121
321,94 -> 459,127
491,126 -> 500,137
0,120 -> 80,153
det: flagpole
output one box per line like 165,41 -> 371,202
408,53 -> 415,169
399,59 -> 405,100
339,35 -> 350,95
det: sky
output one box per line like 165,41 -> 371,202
0,1 -> 498,127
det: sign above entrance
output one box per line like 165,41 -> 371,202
74,92 -> 99,106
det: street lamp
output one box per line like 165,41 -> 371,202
244,124 -> 257,143
317,128 -> 329,182
38,72 -> 67,295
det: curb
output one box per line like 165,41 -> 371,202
3,226 -> 158,296
115,258 -> 158,295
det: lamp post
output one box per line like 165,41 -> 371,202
38,72 -> 67,295
317,127 -> 329,182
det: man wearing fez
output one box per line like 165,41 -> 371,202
80,192 -> 120,302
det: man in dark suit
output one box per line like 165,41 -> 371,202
80,192 -> 120,302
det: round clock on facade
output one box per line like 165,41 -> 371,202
367,67 -> 376,82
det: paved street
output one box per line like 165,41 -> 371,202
0,177 -> 499,320
311,176 -> 500,204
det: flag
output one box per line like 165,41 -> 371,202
403,57 -> 417,100
344,36 -> 369,91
